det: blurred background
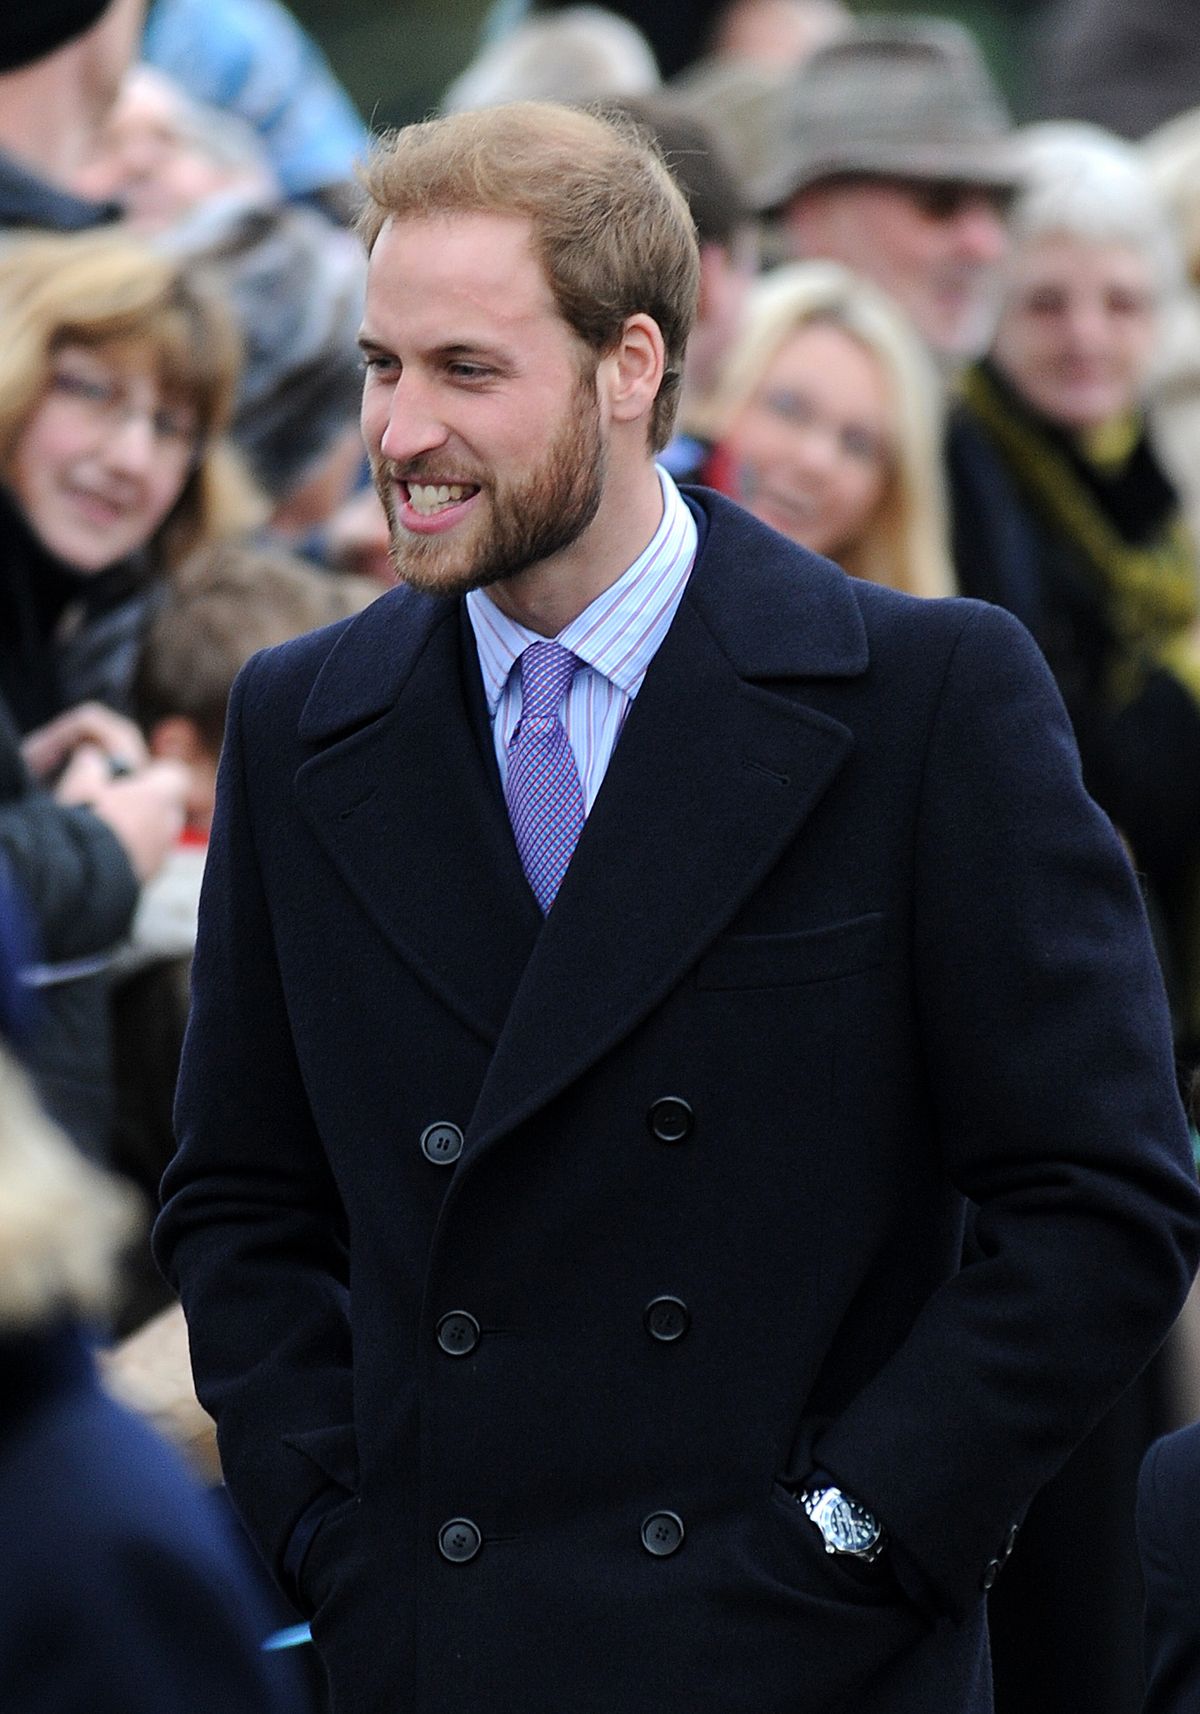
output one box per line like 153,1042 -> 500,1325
286,0 -> 1041,130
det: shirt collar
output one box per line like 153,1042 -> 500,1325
467,465 -> 697,716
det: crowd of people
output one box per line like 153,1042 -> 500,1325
5,1 -> 1200,1711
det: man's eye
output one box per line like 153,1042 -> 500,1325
360,353 -> 398,374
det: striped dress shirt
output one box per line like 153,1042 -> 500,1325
466,467 -> 698,814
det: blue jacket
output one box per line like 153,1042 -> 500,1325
0,1324 -> 298,1713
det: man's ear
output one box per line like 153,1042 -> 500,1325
601,313 -> 667,429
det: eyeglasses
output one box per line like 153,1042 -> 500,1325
894,179 -> 1015,222
47,359 -> 199,450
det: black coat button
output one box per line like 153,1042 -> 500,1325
981,1557 -> 1002,1591
421,1122 -> 464,1164
1004,1524 -> 1019,1557
647,1097 -> 693,1143
439,1518 -> 482,1563
641,1511 -> 685,1557
437,1311 -> 480,1356
644,1296 -> 690,1342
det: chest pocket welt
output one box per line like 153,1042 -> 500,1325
695,912 -> 886,991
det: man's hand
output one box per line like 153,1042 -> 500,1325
22,702 -> 149,782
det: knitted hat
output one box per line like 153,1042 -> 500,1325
0,0 -> 112,74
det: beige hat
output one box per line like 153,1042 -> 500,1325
758,15 -> 1023,211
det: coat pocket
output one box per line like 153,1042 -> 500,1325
696,912 -> 886,991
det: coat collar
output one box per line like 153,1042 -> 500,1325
297,490 -> 867,743
295,489 -> 869,1149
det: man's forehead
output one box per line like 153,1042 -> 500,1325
362,211 -> 561,339
370,210 -> 543,281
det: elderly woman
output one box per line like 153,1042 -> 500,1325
0,228 -> 259,734
696,259 -> 955,596
951,122 -> 1200,1714
953,124 -> 1200,1030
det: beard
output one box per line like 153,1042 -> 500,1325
375,370 -> 607,599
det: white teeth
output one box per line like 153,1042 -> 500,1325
407,482 -> 473,515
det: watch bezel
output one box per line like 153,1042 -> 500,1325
801,1484 -> 886,1562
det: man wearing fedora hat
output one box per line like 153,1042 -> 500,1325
0,0 -> 144,233
764,16 -> 1020,362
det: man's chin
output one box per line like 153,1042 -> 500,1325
387,535 -> 511,600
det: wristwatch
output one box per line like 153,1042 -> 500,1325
800,1483 -> 887,1563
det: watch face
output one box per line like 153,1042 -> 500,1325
812,1490 -> 879,1554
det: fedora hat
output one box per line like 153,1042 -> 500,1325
759,15 -> 1023,211
0,0 -> 112,74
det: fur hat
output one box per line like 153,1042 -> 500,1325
0,0 -> 111,74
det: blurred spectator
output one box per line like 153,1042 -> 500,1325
106,543 -> 374,1332
141,0 -> 366,222
609,96 -> 758,481
443,5 -> 659,111
760,17 -> 1022,364
0,1023 -> 298,1712
490,0 -> 726,81
1033,0 -> 1200,143
0,225 -> 258,1154
323,482 -> 394,589
694,260 -> 954,595
0,228 -> 260,729
952,123 -> 1199,998
0,0 -> 142,233
951,122 -> 1200,1714
1142,108 -> 1200,558
73,63 -> 275,232
707,0 -> 850,69
73,63 -> 367,522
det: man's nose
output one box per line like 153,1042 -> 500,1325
377,376 -> 450,466
951,198 -> 1009,265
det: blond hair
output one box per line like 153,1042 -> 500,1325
357,101 -> 699,452
0,1047 -> 139,1331
696,261 -> 955,597
0,229 -> 262,567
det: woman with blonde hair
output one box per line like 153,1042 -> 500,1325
694,259 -> 955,597
0,227 -> 262,732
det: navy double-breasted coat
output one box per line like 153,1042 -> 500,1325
156,490 -> 1200,1714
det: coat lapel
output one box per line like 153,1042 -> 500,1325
465,494 -> 869,1152
294,588 -> 541,1046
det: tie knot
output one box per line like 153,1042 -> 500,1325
518,641 -> 579,722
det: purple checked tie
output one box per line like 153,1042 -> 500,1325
505,641 -> 585,914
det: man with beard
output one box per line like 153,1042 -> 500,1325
156,101 -> 1200,1714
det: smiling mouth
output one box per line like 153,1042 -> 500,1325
68,485 -> 127,523
403,481 -> 480,517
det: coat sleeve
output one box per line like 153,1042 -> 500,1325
154,652 -> 356,1596
0,694 -> 137,963
814,600 -> 1200,1619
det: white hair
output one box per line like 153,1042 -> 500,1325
443,6 -> 660,112
1009,121 -> 1183,301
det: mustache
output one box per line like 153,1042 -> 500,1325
374,456 -> 485,486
